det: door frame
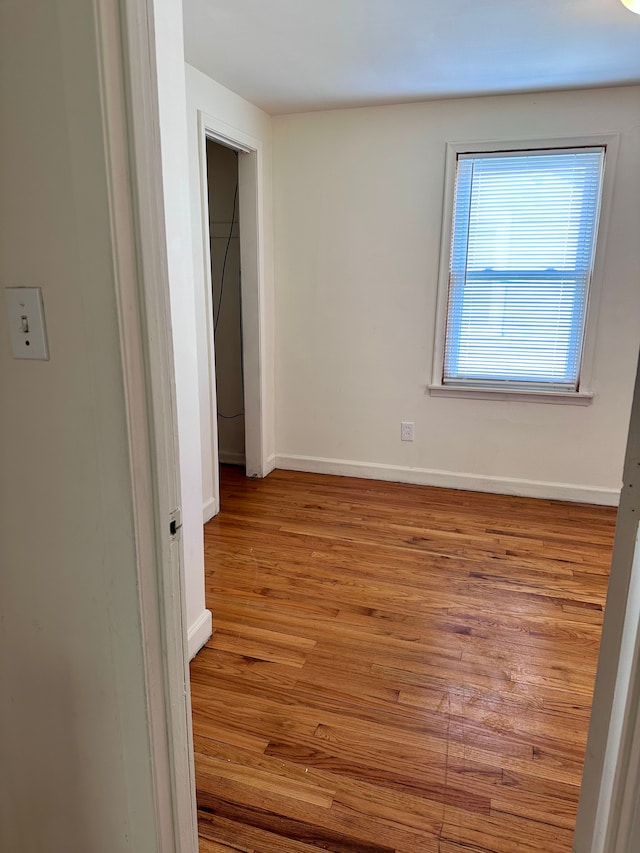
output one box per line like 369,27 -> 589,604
574,353 -> 640,853
197,111 -> 268,519
96,0 -> 197,849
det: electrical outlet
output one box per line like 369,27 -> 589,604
401,421 -> 414,441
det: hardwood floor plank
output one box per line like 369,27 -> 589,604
196,751 -> 336,809
197,782 -> 426,853
198,802 -> 396,853
191,647 -> 301,691
192,466 -> 615,852
206,629 -> 312,668
198,834 -> 254,853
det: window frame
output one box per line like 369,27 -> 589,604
429,134 -> 620,405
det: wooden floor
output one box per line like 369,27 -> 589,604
191,466 -> 616,853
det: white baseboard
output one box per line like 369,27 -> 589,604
275,453 -> 620,506
187,609 -> 212,660
202,496 -> 218,524
264,454 -> 276,476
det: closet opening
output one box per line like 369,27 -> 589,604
206,138 -> 246,481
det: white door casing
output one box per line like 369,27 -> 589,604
95,0 -> 198,849
575,351 -> 640,853
197,110 -> 268,521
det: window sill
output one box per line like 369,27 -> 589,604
427,385 -> 594,406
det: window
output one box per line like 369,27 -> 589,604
431,141 -> 611,402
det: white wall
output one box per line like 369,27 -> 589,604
185,63 -> 274,520
272,87 -> 640,504
0,1 -> 159,849
154,6 -> 209,659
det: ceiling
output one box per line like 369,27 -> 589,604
183,0 -> 640,115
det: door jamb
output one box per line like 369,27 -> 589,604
95,0 -> 198,849
197,111 -> 267,520
575,353 -> 640,853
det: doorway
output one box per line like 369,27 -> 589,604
206,139 -> 246,474
198,114 -> 268,521
105,6 -> 640,846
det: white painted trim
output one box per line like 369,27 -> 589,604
430,132 -> 620,397
575,352 -> 640,853
276,454 -> 619,506
187,609 -> 212,660
98,0 -> 197,850
428,385 -> 593,405
610,530 -> 640,853
202,496 -> 218,524
93,4 -> 170,849
197,111 -> 269,493
238,146 -> 268,477
205,129 -> 251,154
264,453 -> 277,476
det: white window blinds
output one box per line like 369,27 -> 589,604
444,147 -> 604,390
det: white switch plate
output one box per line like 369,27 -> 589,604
5,287 -> 49,360
401,421 -> 414,441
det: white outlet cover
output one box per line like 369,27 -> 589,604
401,421 -> 414,441
5,287 -> 49,360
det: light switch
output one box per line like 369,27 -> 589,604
5,287 -> 49,360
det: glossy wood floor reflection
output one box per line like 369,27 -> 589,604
191,466 -> 616,853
